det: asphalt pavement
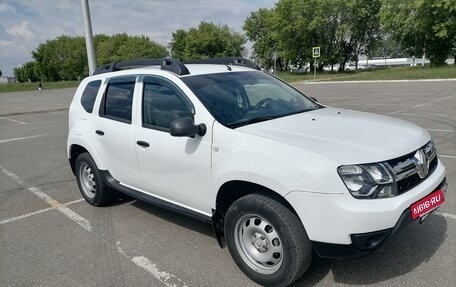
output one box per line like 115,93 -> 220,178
0,80 -> 455,287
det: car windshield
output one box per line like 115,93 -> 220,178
182,71 -> 321,128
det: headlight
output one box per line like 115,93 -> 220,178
337,163 -> 396,199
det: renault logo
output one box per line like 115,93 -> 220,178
414,149 -> 429,178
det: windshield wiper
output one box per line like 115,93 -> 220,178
226,115 -> 278,128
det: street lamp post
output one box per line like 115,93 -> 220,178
81,0 -> 97,75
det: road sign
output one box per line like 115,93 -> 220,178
312,47 -> 320,58
272,52 -> 278,60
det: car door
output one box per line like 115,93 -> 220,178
134,75 -> 213,214
92,75 -> 143,188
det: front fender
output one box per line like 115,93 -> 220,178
211,122 -> 346,207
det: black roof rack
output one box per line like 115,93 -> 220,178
93,58 -> 190,76
93,59 -> 162,75
184,57 -> 261,70
92,57 -> 260,76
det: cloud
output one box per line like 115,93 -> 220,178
0,0 -> 276,76
6,21 -> 36,40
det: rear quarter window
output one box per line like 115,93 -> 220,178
81,80 -> 102,113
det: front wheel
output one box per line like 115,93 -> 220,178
224,194 -> 312,287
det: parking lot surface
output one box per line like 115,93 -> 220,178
1,80 -> 455,286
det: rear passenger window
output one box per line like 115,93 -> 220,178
81,80 -> 101,113
100,77 -> 136,123
143,78 -> 193,130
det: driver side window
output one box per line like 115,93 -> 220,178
142,77 -> 193,131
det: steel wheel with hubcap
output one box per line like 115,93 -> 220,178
78,162 -> 96,199
225,194 -> 312,287
75,152 -> 113,206
234,214 -> 283,274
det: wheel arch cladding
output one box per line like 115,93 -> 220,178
212,180 -> 300,248
69,144 -> 89,174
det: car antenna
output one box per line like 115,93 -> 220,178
202,49 -> 232,71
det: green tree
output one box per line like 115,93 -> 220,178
244,0 -> 381,71
170,21 -> 246,60
170,29 -> 188,60
95,33 -> 167,65
14,61 -> 39,82
32,35 -> 86,81
381,0 -> 456,65
243,8 -> 279,69
23,34 -> 167,81
0,70 -> 2,77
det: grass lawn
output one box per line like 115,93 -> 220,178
0,81 -> 79,93
278,65 -> 456,83
1,65 -> 455,93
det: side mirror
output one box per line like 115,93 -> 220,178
169,117 -> 207,137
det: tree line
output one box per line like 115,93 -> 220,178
14,0 -> 455,82
14,33 -> 167,82
244,0 -> 456,71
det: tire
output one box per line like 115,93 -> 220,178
75,153 -> 113,206
224,194 -> 312,287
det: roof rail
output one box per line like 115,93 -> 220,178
161,58 -> 190,76
184,57 -> 261,70
92,58 -> 190,76
93,59 -> 163,75
92,57 -> 260,76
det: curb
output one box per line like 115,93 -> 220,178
0,107 -> 69,117
292,78 -> 456,85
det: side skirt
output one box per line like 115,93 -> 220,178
100,170 -> 212,224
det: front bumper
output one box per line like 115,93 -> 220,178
315,178 -> 447,259
285,160 -> 446,258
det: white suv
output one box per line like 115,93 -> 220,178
67,58 -> 447,286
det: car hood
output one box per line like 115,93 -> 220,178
237,107 -> 430,164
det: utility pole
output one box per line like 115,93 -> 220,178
81,0 -> 97,75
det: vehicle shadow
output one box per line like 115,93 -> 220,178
130,199 -> 215,237
293,214 -> 447,286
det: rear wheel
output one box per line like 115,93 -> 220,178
75,153 -> 113,206
224,194 -> 312,287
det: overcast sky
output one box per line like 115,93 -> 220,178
0,0 -> 276,76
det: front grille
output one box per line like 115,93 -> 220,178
386,141 -> 438,195
396,156 -> 438,195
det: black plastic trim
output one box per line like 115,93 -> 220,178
161,58 -> 190,75
141,123 -> 170,133
312,177 -> 446,259
312,209 -> 413,259
93,57 -> 261,76
184,57 -> 261,70
136,140 -> 150,147
94,59 -> 164,75
100,170 -> 212,223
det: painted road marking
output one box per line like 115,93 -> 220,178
439,154 -> 456,159
1,167 -> 188,286
12,107 -> 26,110
0,199 -> 84,225
296,79 -> 456,85
0,167 -> 91,232
0,116 -> 26,125
425,129 -> 454,132
395,112 -> 455,117
391,95 -> 456,114
0,134 -> 48,144
116,242 -> 189,287
132,256 -> 189,287
50,111 -> 68,115
435,211 -> 456,221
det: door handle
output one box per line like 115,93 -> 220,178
136,140 -> 150,147
95,130 -> 104,136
